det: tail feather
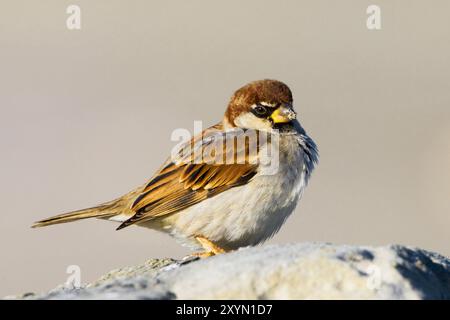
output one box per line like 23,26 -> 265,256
32,202 -> 121,228
32,186 -> 145,229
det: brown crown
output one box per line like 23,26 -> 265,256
224,79 -> 293,126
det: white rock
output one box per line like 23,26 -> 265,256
14,243 -> 450,300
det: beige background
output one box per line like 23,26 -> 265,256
1,0 -> 449,297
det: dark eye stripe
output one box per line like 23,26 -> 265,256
251,104 -> 272,118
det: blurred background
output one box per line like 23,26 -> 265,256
1,0 -> 449,297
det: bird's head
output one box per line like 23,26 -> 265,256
224,79 -> 297,131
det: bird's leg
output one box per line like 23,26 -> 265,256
191,235 -> 227,258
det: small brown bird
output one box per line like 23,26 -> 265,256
33,79 -> 318,257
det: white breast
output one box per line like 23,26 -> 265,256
161,133 -> 309,251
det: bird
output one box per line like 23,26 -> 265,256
32,79 -> 318,258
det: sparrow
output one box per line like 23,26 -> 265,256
33,79 -> 318,257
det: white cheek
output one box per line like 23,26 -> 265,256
234,113 -> 272,131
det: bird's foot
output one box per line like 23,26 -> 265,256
195,235 -> 227,255
182,235 -> 228,259
180,250 -> 214,262
191,251 -> 215,259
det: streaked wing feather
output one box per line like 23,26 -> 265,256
117,124 -> 264,229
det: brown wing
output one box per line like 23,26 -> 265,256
116,124 -> 265,230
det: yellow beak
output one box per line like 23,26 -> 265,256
270,106 -> 297,124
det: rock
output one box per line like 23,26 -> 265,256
12,243 -> 450,300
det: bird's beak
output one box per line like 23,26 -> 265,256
270,105 -> 297,123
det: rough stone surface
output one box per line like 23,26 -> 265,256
10,243 -> 450,300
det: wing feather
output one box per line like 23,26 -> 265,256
117,124 -> 264,229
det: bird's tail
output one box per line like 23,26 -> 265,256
31,199 -> 126,228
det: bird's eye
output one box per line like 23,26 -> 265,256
253,104 -> 268,116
